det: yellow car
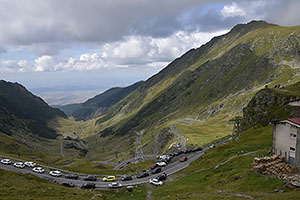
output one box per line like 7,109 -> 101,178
102,176 -> 116,182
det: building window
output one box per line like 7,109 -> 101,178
290,133 -> 297,138
290,147 -> 296,151
291,125 -> 298,129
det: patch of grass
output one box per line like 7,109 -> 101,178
101,185 -> 148,200
176,115 -> 232,146
0,169 -> 103,200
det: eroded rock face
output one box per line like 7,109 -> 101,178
241,88 -> 300,130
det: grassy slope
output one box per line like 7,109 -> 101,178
0,169 -> 102,200
0,169 -> 148,200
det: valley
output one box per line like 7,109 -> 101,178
1,20 -> 300,199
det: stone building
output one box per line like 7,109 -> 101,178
272,118 -> 300,167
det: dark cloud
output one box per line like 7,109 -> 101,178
0,0 -> 207,45
0,0 -> 299,56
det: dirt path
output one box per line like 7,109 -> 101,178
146,185 -> 152,200
215,151 -> 258,169
59,140 -> 65,157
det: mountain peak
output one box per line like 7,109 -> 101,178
229,20 -> 275,35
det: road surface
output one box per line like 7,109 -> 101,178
0,136 -> 232,189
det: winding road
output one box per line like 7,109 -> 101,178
0,136 -> 232,189
169,125 -> 186,150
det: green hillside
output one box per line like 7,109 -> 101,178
90,21 -> 300,156
0,80 -> 66,139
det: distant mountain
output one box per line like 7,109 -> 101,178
0,80 -> 66,139
61,81 -> 144,120
53,103 -> 81,116
95,20 -> 300,141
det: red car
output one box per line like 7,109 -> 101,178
150,163 -> 159,169
179,156 -> 187,162
119,165 -> 124,169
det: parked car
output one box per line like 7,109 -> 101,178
108,182 -> 122,188
167,154 -> 174,159
210,144 -> 215,148
49,170 -> 61,177
65,174 -> 78,179
81,183 -> 95,189
13,162 -> 25,168
151,167 -> 162,174
61,182 -> 75,187
84,175 -> 97,181
179,156 -> 187,162
32,167 -> 45,173
1,159 -> 11,165
193,147 -> 202,152
157,161 -> 166,167
150,163 -> 159,169
24,161 -> 36,167
149,178 -> 163,186
119,165 -> 124,169
156,172 -> 167,181
137,172 -> 149,179
102,176 -> 116,182
121,175 -> 132,181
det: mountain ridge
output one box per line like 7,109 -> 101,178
0,80 -> 66,139
60,81 -> 144,120
85,20 -> 300,156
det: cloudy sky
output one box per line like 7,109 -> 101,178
1,0 -> 300,105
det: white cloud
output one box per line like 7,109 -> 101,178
0,30 -> 228,73
221,2 -> 245,18
34,55 -> 56,72
0,59 -> 29,72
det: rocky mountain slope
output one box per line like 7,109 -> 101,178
241,81 -> 300,131
60,81 -> 144,120
0,80 -> 66,139
90,20 -> 300,155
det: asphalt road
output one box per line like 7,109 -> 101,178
0,136 -> 232,189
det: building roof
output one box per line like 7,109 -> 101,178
286,98 -> 300,104
287,118 -> 300,126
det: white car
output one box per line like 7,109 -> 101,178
32,167 -> 45,173
13,162 -> 25,168
49,170 -> 61,177
108,182 -> 122,188
157,162 -> 167,167
149,178 -> 163,186
24,161 -> 36,168
1,159 -> 12,165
